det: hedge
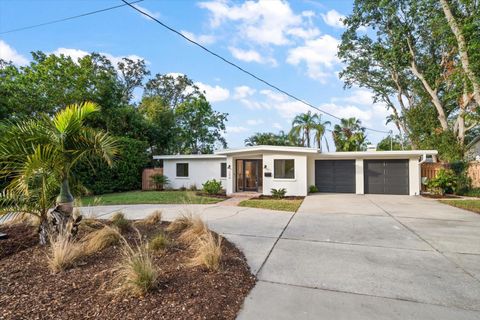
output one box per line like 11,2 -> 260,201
73,137 -> 150,195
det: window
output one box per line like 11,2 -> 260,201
220,162 -> 227,178
176,163 -> 189,177
274,159 -> 295,179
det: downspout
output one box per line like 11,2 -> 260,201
418,154 -> 428,195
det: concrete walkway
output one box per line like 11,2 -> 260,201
79,194 -> 480,319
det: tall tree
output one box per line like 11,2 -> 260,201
144,73 -> 202,109
290,111 -> 318,147
333,117 -> 368,151
244,131 -> 299,146
175,97 -> 227,154
338,0 -> 480,158
313,115 -> 331,151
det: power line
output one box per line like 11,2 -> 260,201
121,0 -> 391,134
0,0 -> 144,35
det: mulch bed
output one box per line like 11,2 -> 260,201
195,192 -> 230,199
256,195 -> 305,200
0,220 -> 255,319
421,193 -> 462,199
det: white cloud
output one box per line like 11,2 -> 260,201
52,48 -> 147,66
340,89 -> 375,105
233,85 -> 256,99
180,31 -> 216,45
286,27 -> 320,39
195,82 -> 230,102
273,122 -> 283,130
246,119 -> 264,126
199,0 -> 316,46
226,126 -> 248,133
132,4 -> 160,20
0,40 -> 28,65
286,34 -> 340,81
321,9 -> 345,29
228,47 -> 277,66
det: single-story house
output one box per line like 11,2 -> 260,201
153,145 -> 438,196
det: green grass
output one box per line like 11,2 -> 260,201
440,200 -> 480,214
79,191 -> 223,206
238,199 -> 303,212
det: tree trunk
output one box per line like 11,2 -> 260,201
440,0 -> 480,108
38,178 -> 82,245
407,38 -> 449,131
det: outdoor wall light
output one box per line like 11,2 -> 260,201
264,165 -> 268,169
228,165 -> 231,169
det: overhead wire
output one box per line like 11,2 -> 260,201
120,0 -> 391,134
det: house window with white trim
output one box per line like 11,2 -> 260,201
176,163 -> 189,177
220,162 -> 227,178
274,159 -> 295,179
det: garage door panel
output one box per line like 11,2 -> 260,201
315,160 -> 355,193
365,160 -> 409,195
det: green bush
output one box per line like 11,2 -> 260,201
309,185 -> 318,193
271,188 -> 287,199
202,179 -> 222,195
73,137 -> 150,195
151,174 -> 169,191
427,169 -> 456,195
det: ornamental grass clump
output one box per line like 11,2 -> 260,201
115,232 -> 158,296
141,210 -> 162,226
166,212 -> 195,233
47,232 -> 84,273
82,225 -> 121,255
178,215 -> 209,245
149,232 -> 170,252
188,231 -> 222,271
111,212 -> 130,232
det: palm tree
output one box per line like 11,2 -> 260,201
313,115 -> 331,152
332,117 -> 368,151
0,102 -> 119,244
290,111 -> 318,147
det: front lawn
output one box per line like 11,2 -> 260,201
238,198 -> 303,212
440,199 -> 480,214
79,191 -> 223,206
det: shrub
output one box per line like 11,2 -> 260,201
202,179 -> 222,195
111,212 -> 130,232
73,137 -> 150,195
188,232 -> 222,271
141,210 -> 162,226
151,174 -> 169,191
166,213 -> 195,233
271,188 -> 287,199
47,232 -> 84,273
116,240 -> 158,296
149,233 -> 170,252
179,186 -> 187,191
189,184 -> 198,191
427,169 -> 456,195
82,226 -> 121,255
178,215 -> 209,245
309,185 -> 318,193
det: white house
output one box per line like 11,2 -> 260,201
154,145 -> 438,196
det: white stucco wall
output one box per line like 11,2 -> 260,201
409,158 -> 421,196
163,158 -> 227,190
262,153 -> 308,196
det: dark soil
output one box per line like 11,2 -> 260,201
421,193 -> 461,199
0,224 -> 38,259
0,220 -> 255,319
257,195 -> 305,200
195,191 -> 230,199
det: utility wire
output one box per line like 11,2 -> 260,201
0,0 -> 144,35
121,0 -> 391,134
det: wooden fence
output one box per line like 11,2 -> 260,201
421,161 -> 480,189
142,168 -> 163,191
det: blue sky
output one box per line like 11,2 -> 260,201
0,0 -> 396,149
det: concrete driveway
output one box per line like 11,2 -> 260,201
80,194 -> 480,319
238,194 -> 480,320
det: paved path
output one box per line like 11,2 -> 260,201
79,194 -> 480,319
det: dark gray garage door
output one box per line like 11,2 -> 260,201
364,160 -> 409,195
315,160 -> 356,193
